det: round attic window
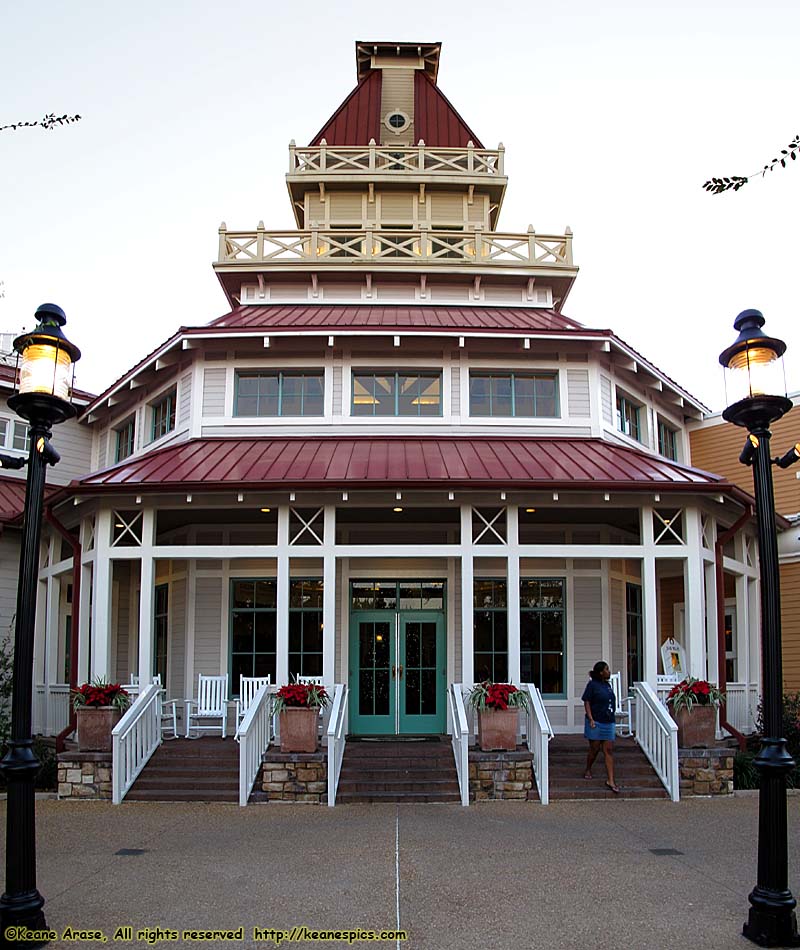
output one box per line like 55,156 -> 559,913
385,111 -> 410,133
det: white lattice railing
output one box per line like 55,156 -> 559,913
112,684 -> 162,804
447,684 -> 470,807
238,685 -> 274,806
217,226 -> 573,269
33,684 -> 71,736
634,682 -> 679,802
522,683 -> 553,805
326,684 -> 349,807
289,142 -> 504,177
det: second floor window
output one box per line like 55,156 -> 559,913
352,371 -> 441,416
658,420 -> 678,460
616,393 -> 641,441
115,418 -> 135,462
235,372 -> 324,417
12,422 -> 30,452
470,372 -> 558,417
151,390 -> 176,442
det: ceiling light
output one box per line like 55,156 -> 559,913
260,507 -> 271,513
393,507 -> 403,513
525,508 -> 536,513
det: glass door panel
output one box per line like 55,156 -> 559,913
399,612 -> 445,734
349,614 -> 396,735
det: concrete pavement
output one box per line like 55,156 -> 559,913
2,795 -> 799,949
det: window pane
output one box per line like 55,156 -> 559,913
470,376 -> 491,416
233,581 -> 255,609
491,376 -> 513,416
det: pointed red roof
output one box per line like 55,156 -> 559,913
309,70 -> 382,146
414,71 -> 483,148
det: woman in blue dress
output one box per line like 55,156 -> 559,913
581,661 -> 620,793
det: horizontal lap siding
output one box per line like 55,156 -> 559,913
202,368 -> 227,416
451,365 -> 461,416
610,577 -> 624,687
333,365 -> 343,415
600,376 -> 613,424
567,369 -> 591,418
170,577 -> 186,699
194,575 -> 223,676
573,576 -> 602,702
780,563 -> 800,691
178,372 -> 192,427
0,533 -> 19,647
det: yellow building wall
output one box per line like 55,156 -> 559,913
780,562 -> 800,692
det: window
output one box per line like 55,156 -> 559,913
154,584 -> 169,685
626,582 -> 643,686
520,579 -> 565,695
725,604 -> 737,682
616,393 -> 641,441
352,371 -> 441,417
115,418 -> 135,462
235,372 -> 324,417
470,372 -> 558,417
0,419 -> 7,447
12,422 -> 30,452
230,579 -> 277,688
658,420 -> 678,460
151,389 -> 176,442
473,579 -> 508,683
289,579 -> 324,679
384,111 -> 410,133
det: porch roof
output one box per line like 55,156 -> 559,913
0,474 -> 59,526
69,435 -> 742,497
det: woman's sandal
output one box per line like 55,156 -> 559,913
605,782 -> 621,794
583,772 -> 592,780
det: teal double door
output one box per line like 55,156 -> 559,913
349,610 -> 446,735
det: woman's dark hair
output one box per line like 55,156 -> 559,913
588,661 -> 609,680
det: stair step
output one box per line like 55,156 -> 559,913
336,790 -> 461,803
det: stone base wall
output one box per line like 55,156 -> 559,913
57,752 -> 112,799
679,747 -> 734,796
468,748 -> 533,801
262,751 -> 327,802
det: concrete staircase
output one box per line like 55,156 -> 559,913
546,735 -> 669,800
125,737 -> 239,802
337,738 -> 461,803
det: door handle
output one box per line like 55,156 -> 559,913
391,665 -> 396,679
397,665 -> 404,680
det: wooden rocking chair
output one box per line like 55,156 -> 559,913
234,675 -> 271,741
185,674 -> 228,738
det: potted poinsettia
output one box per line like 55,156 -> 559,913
665,676 -> 725,748
72,679 -> 131,752
468,681 -> 530,752
274,682 -> 329,753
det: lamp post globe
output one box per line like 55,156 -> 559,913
0,303 -> 80,942
719,309 -> 800,947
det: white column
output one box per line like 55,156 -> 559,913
683,507 -> 706,679
641,507 -> 658,686
185,560 -> 197,700
91,509 -> 113,680
735,572 -> 748,684
276,506 -> 290,687
704,560 -> 719,684
137,509 -> 156,682
460,505 -> 474,686
45,574 -> 61,687
506,506 -> 521,684
323,505 -> 336,685
78,561 -> 92,684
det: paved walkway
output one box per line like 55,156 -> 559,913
2,795 -> 799,949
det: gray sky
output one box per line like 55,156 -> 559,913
2,0 -> 799,410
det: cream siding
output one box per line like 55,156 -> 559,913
610,576 -> 625,685
194,574 -> 223,676
379,68 -> 415,144
170,576 -> 187,699
600,375 -> 613,424
567,369 -> 591,418
178,371 -> 192,427
202,368 -> 227,416
573,576 -> 602,701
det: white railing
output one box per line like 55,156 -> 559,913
238,685 -> 274,806
326,684 -> 349,807
634,682 -> 679,802
217,225 -> 573,269
522,683 -> 553,805
33,684 -> 71,736
655,681 -> 759,738
447,683 -> 470,807
112,684 -> 162,804
289,142 -> 505,177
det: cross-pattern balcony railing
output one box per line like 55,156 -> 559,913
288,140 -> 505,178
216,225 -> 573,269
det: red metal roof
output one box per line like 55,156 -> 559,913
414,71 -> 483,148
309,71 -> 383,146
0,475 -> 27,524
72,436 -> 731,495
207,304 -> 583,334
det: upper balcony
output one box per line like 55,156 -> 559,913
286,141 -> 508,227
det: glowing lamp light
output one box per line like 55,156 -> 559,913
719,310 -> 789,426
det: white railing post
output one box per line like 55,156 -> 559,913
238,685 -> 273,806
112,683 -> 162,804
632,682 -> 680,802
326,684 -> 349,806
523,683 -> 553,804
447,684 -> 470,807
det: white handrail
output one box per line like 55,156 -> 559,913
634,682 -> 679,802
522,683 -> 553,805
447,683 -> 470,807
33,684 -> 71,736
326,684 -> 349,807
238,684 -> 274,806
111,683 -> 161,804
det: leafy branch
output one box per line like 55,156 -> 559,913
703,133 -> 799,194
0,113 -> 82,134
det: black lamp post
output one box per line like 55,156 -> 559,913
719,308 -> 800,947
0,304 -> 80,942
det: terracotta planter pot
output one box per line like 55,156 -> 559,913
279,707 -> 319,753
76,706 -> 122,752
670,704 -> 718,748
477,707 -> 519,752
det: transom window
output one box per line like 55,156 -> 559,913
616,393 -> 641,441
350,580 -> 445,612
657,420 -> 678,460
470,372 -> 558,417
289,579 -> 324,679
473,579 -> 508,683
115,418 -> 135,462
151,389 -> 176,442
230,579 -> 277,688
352,371 -> 441,417
235,372 -> 324,417
520,579 -> 565,695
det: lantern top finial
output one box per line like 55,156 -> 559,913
719,308 -> 787,368
34,303 -> 67,327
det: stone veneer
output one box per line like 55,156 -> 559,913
468,748 -> 533,801
262,750 -> 327,802
678,747 -> 734,796
57,752 -> 112,799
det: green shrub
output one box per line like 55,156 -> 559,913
734,751 -> 759,790
756,691 -> 800,759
